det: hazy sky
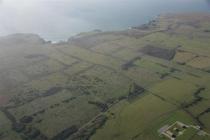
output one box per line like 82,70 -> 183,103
0,0 -> 98,40
0,0 -> 209,40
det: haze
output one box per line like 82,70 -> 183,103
0,0 -> 210,40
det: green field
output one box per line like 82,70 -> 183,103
0,13 -> 210,140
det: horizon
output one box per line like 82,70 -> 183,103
0,0 -> 210,41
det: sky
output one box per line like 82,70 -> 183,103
0,0 -> 99,40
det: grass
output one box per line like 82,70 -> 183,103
0,111 -> 21,140
200,113 -> 210,133
90,94 -> 177,140
149,78 -> 198,103
177,127 -> 199,140
26,72 -> 69,91
23,59 -> 65,77
187,56 -> 210,69
173,51 -> 196,64
0,13 -> 210,140
57,45 -> 123,69
186,87 -> 210,116
134,58 -> 170,74
34,95 -> 100,138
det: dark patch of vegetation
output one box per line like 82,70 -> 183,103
160,73 -> 170,79
62,97 -> 76,103
32,109 -> 46,117
94,77 -> 104,83
52,125 -> 78,140
20,135 -> 30,140
12,123 -> 26,133
155,65 -> 180,79
37,109 -> 45,114
170,68 -> 181,73
184,87 -> 205,108
86,115 -> 108,139
23,127 -> 32,135
128,83 -> 145,100
152,94 -> 166,101
177,62 -> 186,65
176,45 -> 182,48
133,24 -> 150,30
194,107 -> 210,128
187,72 -> 201,78
0,107 -> 16,123
118,96 -> 127,101
22,127 -> 48,140
181,87 -> 207,127
205,69 -> 210,73
155,63 -> 169,68
198,108 -> 210,117
121,56 -> 141,70
88,101 -> 108,112
181,107 -> 204,127
171,76 -> 181,80
69,115 -> 107,140
7,86 -> 89,109
20,116 -> 33,124
204,29 -> 210,33
172,134 -> 176,138
141,45 -> 176,60
0,107 -> 48,139
42,87 -> 63,97
106,98 -> 116,105
35,119 -> 42,124
132,20 -> 157,30
27,128 -> 41,139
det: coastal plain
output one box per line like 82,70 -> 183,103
0,13 -> 210,140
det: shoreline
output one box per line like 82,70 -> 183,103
0,14 -> 161,43
0,12 -> 210,44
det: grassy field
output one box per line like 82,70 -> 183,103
90,94 -> 198,140
0,13 -> 210,140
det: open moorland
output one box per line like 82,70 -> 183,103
0,13 -> 210,140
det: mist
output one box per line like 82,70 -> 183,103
0,0 -> 209,41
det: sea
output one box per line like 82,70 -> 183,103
0,0 -> 210,41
